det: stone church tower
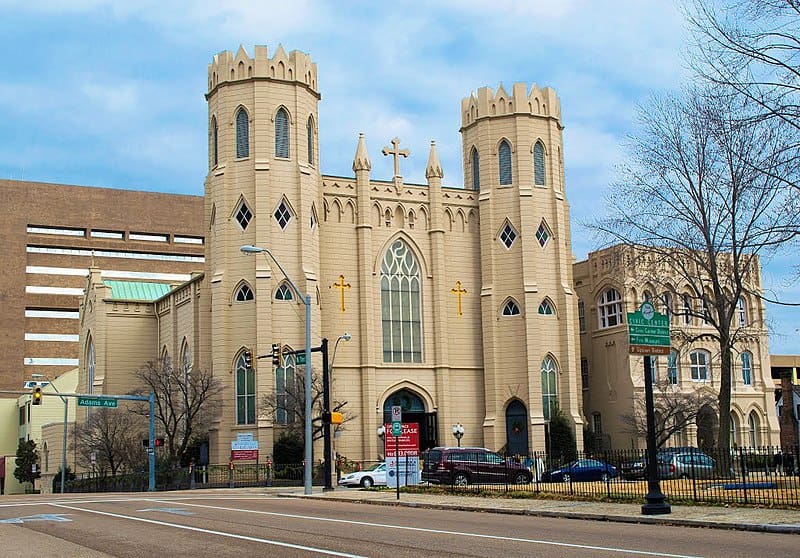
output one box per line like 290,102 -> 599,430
204,45 -> 322,460
461,84 -> 582,452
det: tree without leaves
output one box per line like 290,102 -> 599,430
595,89 -> 800,456
688,0 -> 800,159
71,407 -> 146,476
259,366 -> 355,443
620,377 -> 718,449
132,358 -> 223,467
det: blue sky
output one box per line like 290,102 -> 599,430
2,0 -> 798,353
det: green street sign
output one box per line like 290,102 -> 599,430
295,353 -> 306,366
627,302 -> 670,355
77,396 -> 118,408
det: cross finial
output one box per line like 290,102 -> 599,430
381,137 -> 409,180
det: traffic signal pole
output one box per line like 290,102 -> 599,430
321,338 -> 333,491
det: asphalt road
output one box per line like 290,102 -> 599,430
0,492 -> 797,557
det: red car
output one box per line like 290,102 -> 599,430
422,447 -> 532,486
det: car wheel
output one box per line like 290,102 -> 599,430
360,476 -> 373,489
453,473 -> 469,486
562,473 -> 571,483
512,471 -> 530,484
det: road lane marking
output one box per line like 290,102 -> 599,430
137,507 -> 195,516
0,514 -> 72,524
150,499 -> 703,558
49,503 -> 366,558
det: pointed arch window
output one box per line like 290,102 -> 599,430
502,299 -> 520,316
275,107 -> 289,158
235,351 -> 256,425
730,413 -> 740,447
748,411 -> 760,447
235,282 -> 254,302
235,107 -> 249,158
741,351 -> 753,385
667,350 -> 679,384
275,283 -> 293,301
380,239 -> 423,363
661,292 -> 672,320
538,298 -> 554,315
682,294 -> 692,325
541,356 -> 558,420
235,198 -> 253,230
310,204 -> 319,230
307,116 -> 315,165
276,353 -> 296,424
211,116 -> 219,166
86,337 -> 95,394
737,296 -> 748,327
498,139 -> 512,185
598,288 -> 622,329
180,339 -> 192,376
471,147 -> 480,191
533,141 -> 545,185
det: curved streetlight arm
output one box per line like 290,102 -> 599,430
240,245 -> 306,303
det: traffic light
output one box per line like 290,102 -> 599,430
243,350 -> 253,369
322,411 -> 344,425
271,343 -> 281,367
154,438 -> 165,447
32,386 -> 42,405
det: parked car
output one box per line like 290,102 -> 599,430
421,447 -> 532,486
541,459 -> 618,483
621,447 -> 705,480
338,462 -> 387,488
658,451 -> 718,479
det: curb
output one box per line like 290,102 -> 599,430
299,494 -> 800,535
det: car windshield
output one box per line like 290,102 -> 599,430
365,463 -> 383,471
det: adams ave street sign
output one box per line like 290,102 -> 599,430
77,396 -> 118,408
628,301 -> 671,355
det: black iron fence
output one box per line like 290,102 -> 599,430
420,446 -> 800,507
63,462 -> 322,493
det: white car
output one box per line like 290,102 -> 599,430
338,463 -> 387,488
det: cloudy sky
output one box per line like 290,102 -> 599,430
2,0 -> 798,353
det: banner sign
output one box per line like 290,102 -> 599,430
384,422 -> 420,457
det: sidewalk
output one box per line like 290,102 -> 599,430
298,488 -> 800,534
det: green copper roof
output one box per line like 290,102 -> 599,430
103,280 -> 172,301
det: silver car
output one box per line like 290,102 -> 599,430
659,452 -> 717,479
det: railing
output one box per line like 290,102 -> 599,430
64,462 -> 323,493
418,446 -> 800,507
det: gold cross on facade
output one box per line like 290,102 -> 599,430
381,137 -> 409,179
450,280 -> 467,317
331,274 -> 351,312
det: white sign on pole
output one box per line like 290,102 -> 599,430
385,456 -> 419,488
391,406 -> 402,422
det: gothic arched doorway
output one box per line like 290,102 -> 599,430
382,388 -> 438,451
696,404 -> 719,453
505,400 -> 529,456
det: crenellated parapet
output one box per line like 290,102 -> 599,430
207,44 -> 318,95
460,83 -> 561,128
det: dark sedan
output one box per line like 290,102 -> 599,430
541,459 -> 618,483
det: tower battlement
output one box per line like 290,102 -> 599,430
207,44 -> 318,94
460,83 -> 560,128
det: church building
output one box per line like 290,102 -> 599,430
79,44 -> 584,465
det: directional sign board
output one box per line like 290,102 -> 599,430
77,396 -> 118,408
628,301 -> 670,355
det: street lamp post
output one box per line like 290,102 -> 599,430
241,244 -> 314,495
326,333 -> 351,488
452,423 -> 464,447
31,373 -> 67,494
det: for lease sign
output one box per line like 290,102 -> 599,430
384,422 -> 420,457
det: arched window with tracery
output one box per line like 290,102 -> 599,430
541,356 -> 558,420
381,239 -> 422,363
235,351 -> 256,425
